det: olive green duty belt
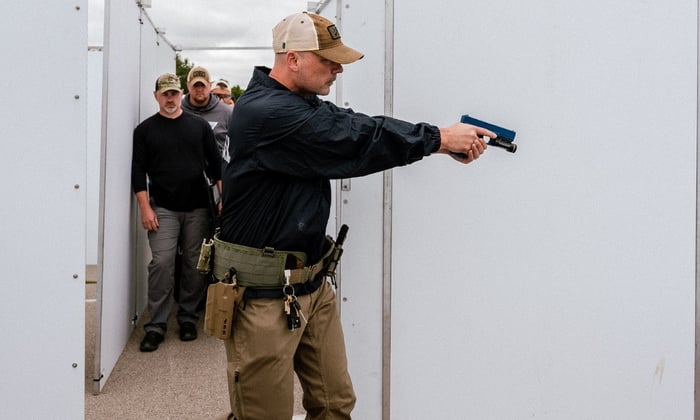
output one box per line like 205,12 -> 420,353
212,233 -> 332,289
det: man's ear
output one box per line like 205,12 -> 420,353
287,51 -> 301,71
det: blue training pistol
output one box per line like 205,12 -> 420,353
459,114 -> 517,153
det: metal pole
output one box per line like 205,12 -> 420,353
694,4 -> 700,418
382,0 -> 395,419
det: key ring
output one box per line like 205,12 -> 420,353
282,284 -> 295,298
282,269 -> 295,298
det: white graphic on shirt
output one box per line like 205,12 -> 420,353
208,121 -> 230,163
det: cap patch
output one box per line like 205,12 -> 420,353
327,25 -> 341,40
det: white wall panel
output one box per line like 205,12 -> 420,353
88,50 -> 103,264
330,1 -> 390,418
94,0 -> 175,392
0,2 -> 87,417
93,0 -> 144,393
340,1 -> 697,419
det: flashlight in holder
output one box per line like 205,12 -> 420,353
457,114 -> 517,154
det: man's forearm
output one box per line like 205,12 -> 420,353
135,190 -> 151,211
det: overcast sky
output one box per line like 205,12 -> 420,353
88,0 -> 311,88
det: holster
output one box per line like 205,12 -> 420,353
203,270 -> 244,339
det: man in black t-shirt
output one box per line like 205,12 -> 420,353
131,73 -> 222,352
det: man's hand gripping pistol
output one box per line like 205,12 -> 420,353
454,114 -> 517,156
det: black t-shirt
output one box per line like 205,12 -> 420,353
131,111 -> 221,211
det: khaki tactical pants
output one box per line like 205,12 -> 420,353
224,279 -> 356,419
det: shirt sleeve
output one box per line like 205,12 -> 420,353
131,123 -> 149,194
253,99 -> 441,179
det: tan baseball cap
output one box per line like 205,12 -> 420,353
155,73 -> 182,94
272,12 -> 364,65
187,66 -> 211,85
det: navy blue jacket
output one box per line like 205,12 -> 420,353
220,66 -> 440,261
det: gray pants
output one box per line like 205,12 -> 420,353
144,206 -> 210,335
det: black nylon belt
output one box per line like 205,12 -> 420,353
243,272 -> 325,300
